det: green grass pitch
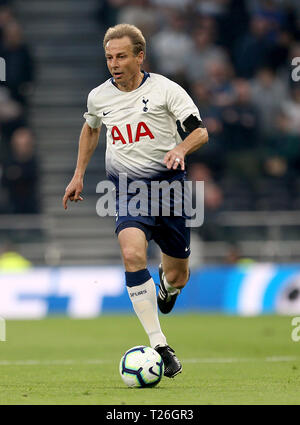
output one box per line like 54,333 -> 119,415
0,314 -> 300,405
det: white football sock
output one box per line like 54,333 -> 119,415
127,277 -> 167,348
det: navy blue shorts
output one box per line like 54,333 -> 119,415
114,176 -> 191,259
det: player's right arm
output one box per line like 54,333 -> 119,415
63,122 -> 101,210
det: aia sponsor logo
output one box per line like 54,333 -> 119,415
111,122 -> 154,144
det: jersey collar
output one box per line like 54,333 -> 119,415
111,70 -> 150,89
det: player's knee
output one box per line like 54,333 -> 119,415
122,247 -> 146,271
165,269 -> 189,289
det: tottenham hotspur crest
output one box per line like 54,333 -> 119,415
142,97 -> 149,112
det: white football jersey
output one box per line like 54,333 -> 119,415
84,72 -> 201,181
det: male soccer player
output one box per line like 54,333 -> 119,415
63,24 -> 208,378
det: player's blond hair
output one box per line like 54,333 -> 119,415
103,24 -> 146,58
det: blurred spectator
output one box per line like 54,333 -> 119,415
1,127 -> 40,213
224,244 -> 242,264
268,30 -> 292,71
150,10 -> 193,86
205,59 -> 235,107
253,0 -> 288,40
224,244 -> 255,265
150,0 -> 193,10
186,24 -> 229,82
249,1 -> 292,70
233,14 -> 275,78
0,241 -> 31,271
0,163 -> 9,212
0,20 -> 34,104
97,0 -> 127,28
221,79 -> 261,179
117,0 -> 158,38
190,81 -> 225,176
194,0 -> 230,17
189,162 -> 224,242
215,0 -> 250,50
281,86 -> 300,135
0,86 -> 25,144
0,2 -> 14,45
250,67 -> 288,136
263,112 -> 300,178
287,0 -> 300,38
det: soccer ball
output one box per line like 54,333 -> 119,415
119,345 -> 164,388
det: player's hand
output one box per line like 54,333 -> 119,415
163,147 -> 185,171
63,176 -> 84,210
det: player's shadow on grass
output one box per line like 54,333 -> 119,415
111,385 -> 169,390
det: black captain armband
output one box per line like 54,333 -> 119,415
182,114 -> 205,133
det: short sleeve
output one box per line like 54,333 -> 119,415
166,81 -> 202,132
83,91 -> 102,129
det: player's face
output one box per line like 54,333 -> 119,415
105,36 -> 144,88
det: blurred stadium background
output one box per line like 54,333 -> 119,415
0,0 -> 300,319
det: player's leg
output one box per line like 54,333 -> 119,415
118,226 -> 167,349
153,211 -> 191,314
118,226 -> 182,377
161,253 -> 190,290
118,226 -> 147,271
157,253 -> 190,314
155,253 -> 188,376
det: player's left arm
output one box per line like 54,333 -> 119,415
164,116 -> 209,171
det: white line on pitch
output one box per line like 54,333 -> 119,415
183,356 -> 299,364
0,359 -> 111,366
0,356 -> 299,366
